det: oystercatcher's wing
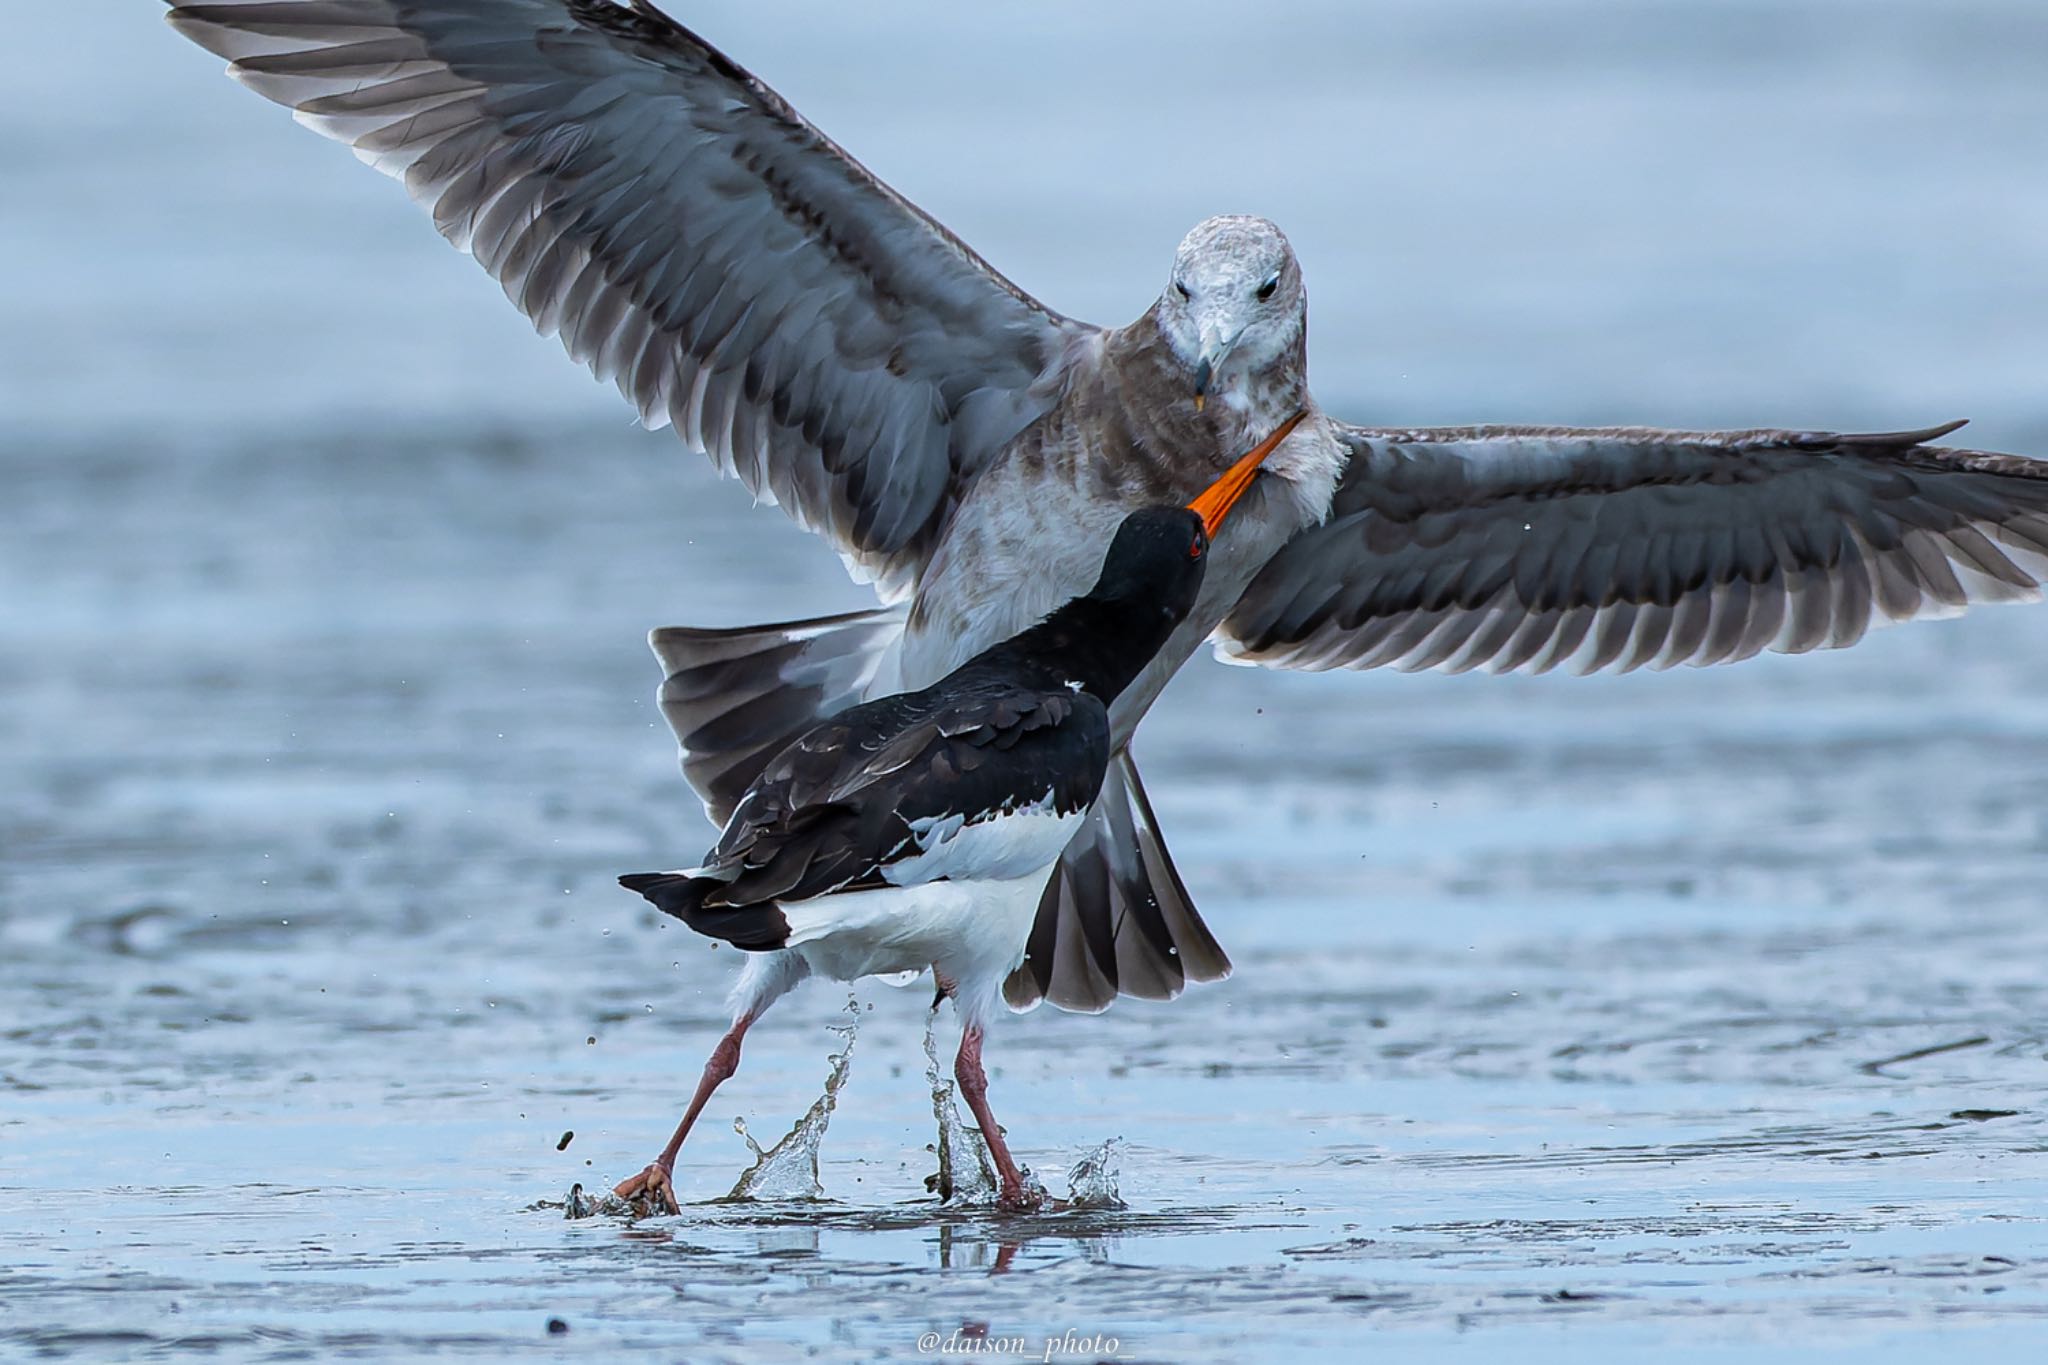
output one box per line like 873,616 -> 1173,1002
702,682 -> 1111,906
168,0 -> 1080,597
1219,421 -> 2048,674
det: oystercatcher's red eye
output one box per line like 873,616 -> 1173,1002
1188,536 -> 1203,560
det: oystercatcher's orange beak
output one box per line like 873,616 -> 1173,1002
1187,409 -> 1307,539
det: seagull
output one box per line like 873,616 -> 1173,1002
611,431 -> 1284,1213
170,1 -> 2048,1015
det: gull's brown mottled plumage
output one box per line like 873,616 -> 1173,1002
170,0 -> 2048,1015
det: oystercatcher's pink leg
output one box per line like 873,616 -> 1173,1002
614,1012 -> 754,1214
954,1024 -> 1043,1213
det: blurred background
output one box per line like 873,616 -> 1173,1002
10,1 -> 2048,438
4,3 -> 2048,1359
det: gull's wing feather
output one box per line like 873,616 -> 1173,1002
168,0 -> 1083,596
1220,421 -> 2048,674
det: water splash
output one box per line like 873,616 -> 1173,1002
725,996 -> 859,1202
558,1182 -> 633,1221
1063,1138 -> 1126,1210
921,1004 -> 998,1204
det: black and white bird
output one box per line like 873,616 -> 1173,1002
612,426 -> 1289,1213
172,2 -> 2048,1018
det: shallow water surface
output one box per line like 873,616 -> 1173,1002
7,3 -> 2048,1361
9,421 -> 2048,1361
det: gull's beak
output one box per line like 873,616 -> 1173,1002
1187,409 -> 1308,538
1191,323 -> 1242,414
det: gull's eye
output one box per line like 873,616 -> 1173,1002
1174,280 -> 1191,301
1256,274 -> 1279,301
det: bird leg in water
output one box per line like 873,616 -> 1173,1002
954,1024 -> 1044,1214
614,1012 -> 755,1214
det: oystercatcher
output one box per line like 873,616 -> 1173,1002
174,2 -> 2048,1013
610,417 -> 1292,1214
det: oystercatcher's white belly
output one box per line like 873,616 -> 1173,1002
781,875 -> 1046,1004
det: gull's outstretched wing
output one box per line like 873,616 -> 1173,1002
168,0 -> 1083,596
1220,421 -> 2048,674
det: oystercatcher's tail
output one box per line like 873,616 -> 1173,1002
618,871 -> 791,952
645,611 -> 1230,1013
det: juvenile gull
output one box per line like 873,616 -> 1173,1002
169,1 -> 2048,1012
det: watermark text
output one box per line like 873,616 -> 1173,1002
915,1327 -> 1130,1360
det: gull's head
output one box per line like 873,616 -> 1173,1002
1156,215 -> 1304,411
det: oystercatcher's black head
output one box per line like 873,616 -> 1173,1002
993,504 -> 1210,705
1082,407 -> 1307,630
996,410 -> 1302,704
1085,506 -> 1212,630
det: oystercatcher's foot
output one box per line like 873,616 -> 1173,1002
612,1162 -> 680,1216
995,1183 -> 1047,1215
